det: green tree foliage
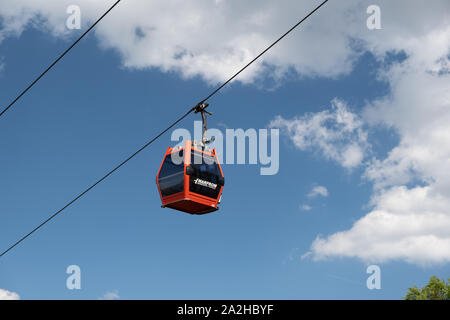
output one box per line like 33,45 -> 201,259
404,276 -> 450,300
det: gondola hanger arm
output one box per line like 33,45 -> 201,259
193,102 -> 214,147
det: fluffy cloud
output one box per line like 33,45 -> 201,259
310,186 -> 450,265
299,186 -> 328,212
1,0 -> 449,84
306,7 -> 450,266
300,204 -> 312,211
270,99 -> 369,169
0,288 -> 20,300
99,290 -> 120,300
308,186 -> 328,198
0,0 -> 365,84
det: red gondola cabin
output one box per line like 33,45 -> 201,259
156,140 -> 224,214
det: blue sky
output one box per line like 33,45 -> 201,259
1,0 -> 450,300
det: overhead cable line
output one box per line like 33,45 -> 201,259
0,107 -> 193,258
0,0 -> 329,258
0,0 -> 122,119
200,0 -> 329,103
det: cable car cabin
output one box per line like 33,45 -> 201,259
156,140 -> 224,215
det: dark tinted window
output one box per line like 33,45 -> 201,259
189,150 -> 222,199
158,150 -> 184,197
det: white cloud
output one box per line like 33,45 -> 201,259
307,17 -> 450,266
310,186 -> 450,266
0,0 -> 449,85
0,288 -> 20,300
299,186 -> 328,212
99,290 -> 120,300
270,99 -> 369,169
300,204 -> 312,211
0,0 -> 366,85
308,186 -> 328,198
